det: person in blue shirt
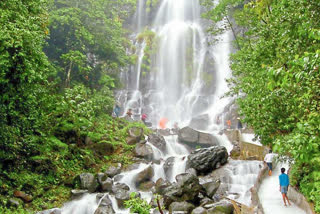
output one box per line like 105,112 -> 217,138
113,104 -> 121,117
279,167 -> 292,206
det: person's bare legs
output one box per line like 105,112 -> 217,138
282,193 -> 287,206
285,194 -> 291,205
282,193 -> 291,206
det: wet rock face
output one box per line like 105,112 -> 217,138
155,178 -> 171,195
105,163 -> 122,178
75,173 -> 98,193
148,133 -> 167,152
134,142 -> 153,160
169,201 -> 195,213
94,195 -> 115,214
112,183 -> 130,208
178,127 -> 220,148
192,206 -> 208,214
97,173 -> 113,192
135,165 -> 154,186
126,127 -> 144,145
163,156 -> 175,177
163,173 -> 203,208
186,146 -> 228,175
202,180 -> 221,198
71,189 -> 89,199
189,114 -> 210,130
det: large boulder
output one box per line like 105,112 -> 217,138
163,157 -> 175,177
178,127 -> 219,148
134,143 -> 153,160
189,114 -> 210,130
97,173 -> 113,192
94,195 -> 115,214
178,127 -> 198,144
112,183 -> 130,208
105,163 -> 122,178
75,173 -> 98,193
202,180 -> 221,198
155,178 -> 171,195
169,201 -> 195,214
138,181 -> 155,191
186,146 -> 228,175
148,133 -> 167,152
192,207 -> 208,214
135,166 -> 154,186
163,173 -> 203,208
71,189 -> 89,199
126,127 -> 144,145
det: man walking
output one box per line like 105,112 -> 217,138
264,150 -> 276,176
279,167 -> 291,206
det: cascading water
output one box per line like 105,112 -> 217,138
58,0 -> 263,213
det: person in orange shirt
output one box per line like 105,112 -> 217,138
226,120 -> 231,129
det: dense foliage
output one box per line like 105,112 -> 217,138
0,0 -> 140,212
203,0 -> 320,211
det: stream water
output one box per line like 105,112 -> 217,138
59,0 -> 264,213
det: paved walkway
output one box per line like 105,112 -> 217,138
258,162 -> 306,214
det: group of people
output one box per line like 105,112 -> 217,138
113,104 -> 149,125
264,150 -> 291,207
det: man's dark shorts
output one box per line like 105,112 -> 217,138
267,162 -> 272,171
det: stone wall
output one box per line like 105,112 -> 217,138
288,187 -> 315,214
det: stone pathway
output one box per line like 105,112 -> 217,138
258,162 -> 306,214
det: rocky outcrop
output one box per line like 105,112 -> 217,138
163,173 -> 203,208
192,207 -> 208,214
163,156 -> 175,177
105,163 -> 121,178
148,133 -> 167,152
134,142 -> 153,160
97,173 -> 113,192
75,173 -> 99,193
71,189 -> 89,198
112,183 -> 130,208
202,180 -> 221,198
155,178 -> 171,195
189,114 -> 210,130
135,166 -> 154,187
126,127 -> 144,145
94,195 -> 115,214
178,127 -> 219,148
169,201 -> 195,214
186,146 -> 228,175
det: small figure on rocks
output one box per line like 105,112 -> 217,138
113,103 -> 121,117
226,120 -> 231,129
141,113 -> 147,124
264,150 -> 276,176
126,108 -> 133,118
279,167 -> 291,206
237,117 -> 243,130
159,117 -> 168,129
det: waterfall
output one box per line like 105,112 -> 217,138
58,1 -> 263,213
